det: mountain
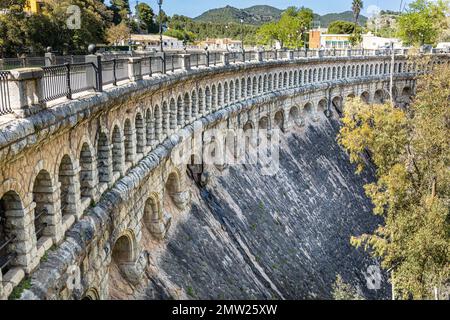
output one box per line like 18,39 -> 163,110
194,5 -> 282,25
194,6 -> 367,28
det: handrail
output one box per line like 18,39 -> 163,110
0,71 -> 11,115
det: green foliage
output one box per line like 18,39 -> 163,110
135,2 -> 158,34
352,0 -> 364,25
338,60 -> 450,299
167,15 -> 258,44
8,277 -> 31,300
256,7 -> 314,48
109,0 -> 130,25
328,20 -> 362,34
332,275 -> 364,300
397,0 -> 449,46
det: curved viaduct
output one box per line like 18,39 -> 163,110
0,52 -> 448,299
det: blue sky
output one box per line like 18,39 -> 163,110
130,0 -> 414,18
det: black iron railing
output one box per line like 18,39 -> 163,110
0,71 -> 11,115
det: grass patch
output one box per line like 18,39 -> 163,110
8,277 -> 31,300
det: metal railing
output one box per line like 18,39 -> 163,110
41,62 -> 98,102
0,49 -> 446,112
0,71 -> 11,115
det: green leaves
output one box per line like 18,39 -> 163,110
338,62 -> 450,299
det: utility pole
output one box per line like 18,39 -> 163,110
158,0 -> 164,53
389,41 -> 395,107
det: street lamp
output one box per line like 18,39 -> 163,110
240,19 -> 244,52
157,0 -> 164,52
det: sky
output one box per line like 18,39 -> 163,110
130,0 -> 414,18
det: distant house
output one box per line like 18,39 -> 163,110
198,38 -> 242,51
130,34 -> 184,50
309,29 -> 402,50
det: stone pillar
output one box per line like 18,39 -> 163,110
5,201 -> 38,273
128,57 -> 142,82
221,52 -> 230,66
85,54 -> 102,92
7,68 -> 44,117
59,163 -> 82,220
180,54 -> 191,71
287,50 -> 294,60
347,49 -> 352,57
318,49 -> 325,58
257,50 -> 264,62
44,52 -> 56,66
39,183 -> 63,244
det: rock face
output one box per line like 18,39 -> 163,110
139,117 -> 390,300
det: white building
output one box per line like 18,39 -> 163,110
130,34 -> 184,51
362,33 -> 403,50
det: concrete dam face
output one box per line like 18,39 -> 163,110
108,114 -> 390,300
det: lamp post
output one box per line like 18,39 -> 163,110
158,0 -> 164,53
240,19 -> 244,52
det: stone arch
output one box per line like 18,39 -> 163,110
164,170 -> 188,210
215,83 -> 222,107
205,86 -> 211,113
183,93 -> 190,124
252,76 -> 257,96
318,98 -> 328,113
0,191 -> 24,277
191,90 -> 197,120
223,82 -> 228,105
347,93 -> 356,99
374,89 -> 387,104
198,87 -> 204,114
177,95 -> 184,127
145,109 -> 153,147
268,74 -> 273,91
273,73 -> 278,90
293,71 -> 298,87
135,112 -> 145,154
298,70 -> 302,85
241,77 -> 246,99
162,101 -> 169,138
289,106 -> 300,125
97,131 -> 111,184
258,116 -> 269,130
361,91 -> 370,104
278,72 -> 283,88
123,119 -> 134,163
234,79 -> 239,101
79,142 -> 95,200
32,169 -> 54,242
153,104 -> 162,142
211,85 -> 216,111
308,69 -> 313,83
111,230 -> 136,265
327,67 -> 331,80
258,75 -> 262,94
274,110 -> 284,130
289,71 -> 293,87
58,154 -> 77,219
303,102 -> 313,117
143,193 -> 161,230
229,80 -> 235,102
246,77 -> 252,96
111,125 -> 124,175
318,68 -> 322,82
332,96 -> 344,115
168,98 -> 177,132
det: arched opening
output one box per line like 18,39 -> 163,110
211,85 -> 216,111
205,87 -> 211,112
223,82 -> 228,105
135,113 -> 144,154
289,106 -> 300,126
33,170 -> 53,242
198,88 -> 204,114
247,77 -> 251,96
258,116 -> 269,130
268,74 -> 273,91
145,109 -> 153,147
143,195 -> 160,232
164,172 -> 184,211
361,91 -> 370,104
82,288 -> 100,300
112,235 -> 134,264
191,91 -> 197,120
229,81 -> 235,102
97,132 -> 111,184
263,75 -> 268,92
274,111 -> 284,130
154,105 -> 162,142
234,79 -> 240,101
273,74 -> 278,90
0,191 -> 23,278
332,96 -> 344,115
58,155 -> 76,219
252,76 -> 257,96
79,143 -> 95,200
303,102 -> 313,118
217,84 -> 223,107
169,99 -> 177,132
374,89 -> 387,104
112,125 -> 123,175
318,99 -> 328,114
177,96 -> 184,127
124,119 -> 134,164
289,71 -> 293,87
183,94 -> 190,124
241,78 -> 246,99
258,76 -> 262,94
243,121 -> 255,165
162,102 -> 169,138
278,72 -> 283,88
